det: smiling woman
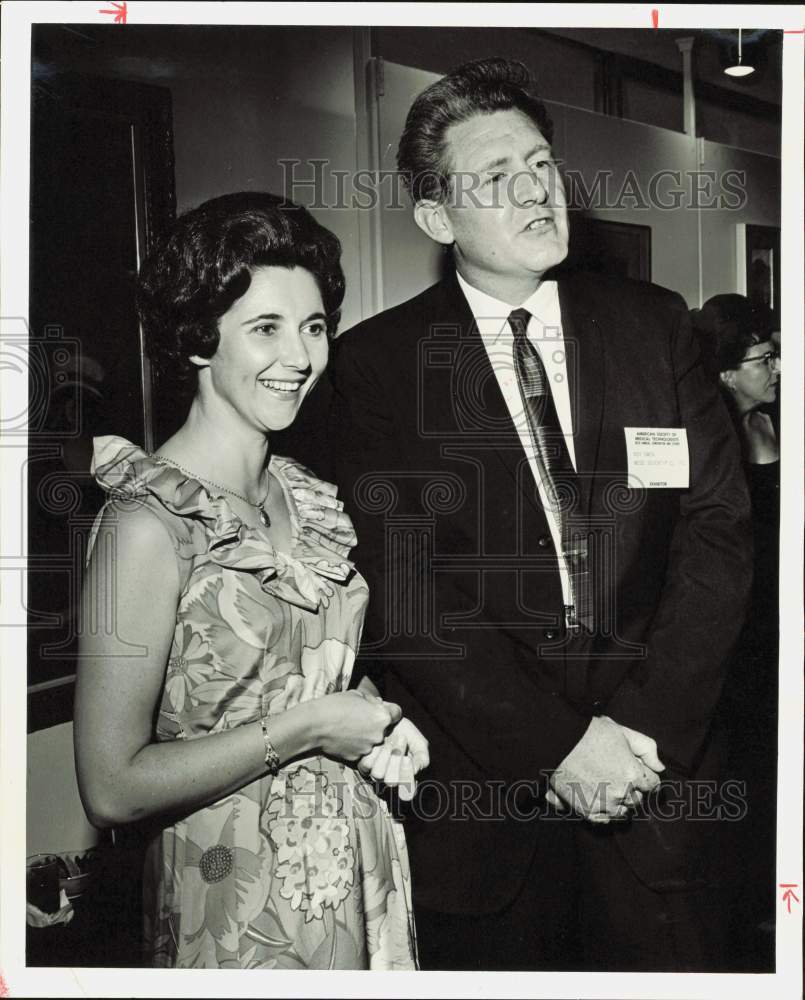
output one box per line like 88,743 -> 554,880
73,193 -> 427,969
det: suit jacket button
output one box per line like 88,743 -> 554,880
538,535 -> 551,548
545,629 -> 557,640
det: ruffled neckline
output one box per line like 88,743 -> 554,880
91,435 -> 357,611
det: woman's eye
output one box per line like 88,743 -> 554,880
303,323 -> 327,338
254,324 -> 277,336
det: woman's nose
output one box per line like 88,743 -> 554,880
278,330 -> 310,370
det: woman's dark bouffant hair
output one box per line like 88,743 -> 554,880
690,294 -> 775,379
397,57 -> 554,204
137,192 -> 345,387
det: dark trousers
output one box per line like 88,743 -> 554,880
414,815 -> 729,972
414,813 -> 579,971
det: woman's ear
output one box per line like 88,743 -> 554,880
413,200 -> 454,246
188,354 -> 211,369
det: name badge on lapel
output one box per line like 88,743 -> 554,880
624,427 -> 689,488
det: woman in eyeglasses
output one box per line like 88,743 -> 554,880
691,293 -> 780,971
696,295 -> 780,463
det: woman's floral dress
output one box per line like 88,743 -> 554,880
90,436 -> 417,970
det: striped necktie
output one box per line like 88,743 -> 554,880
509,307 -> 592,633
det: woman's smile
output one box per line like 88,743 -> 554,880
258,377 -> 306,396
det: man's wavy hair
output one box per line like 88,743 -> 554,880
137,192 -> 345,391
397,57 -> 554,205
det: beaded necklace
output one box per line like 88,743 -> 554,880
154,455 -> 271,527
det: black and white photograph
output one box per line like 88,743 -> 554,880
1,3 -> 802,997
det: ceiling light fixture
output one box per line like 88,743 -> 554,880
724,28 -> 755,77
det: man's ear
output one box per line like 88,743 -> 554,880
413,200 -> 454,246
719,370 -> 736,392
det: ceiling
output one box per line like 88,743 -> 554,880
33,24 -> 783,111
544,28 -> 782,105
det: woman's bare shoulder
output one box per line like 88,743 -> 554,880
88,498 -> 185,595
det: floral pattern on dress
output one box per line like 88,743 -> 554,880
265,766 -> 355,922
178,796 -> 273,968
90,436 -> 417,970
367,859 -> 419,971
165,624 -> 216,713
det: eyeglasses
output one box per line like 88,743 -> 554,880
737,350 -> 780,368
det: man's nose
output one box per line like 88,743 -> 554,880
512,168 -> 549,208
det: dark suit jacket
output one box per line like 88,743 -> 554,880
327,269 -> 752,914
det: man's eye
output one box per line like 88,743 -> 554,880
303,323 -> 327,338
486,172 -> 505,185
531,159 -> 552,170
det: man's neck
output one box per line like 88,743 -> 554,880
454,261 -> 544,309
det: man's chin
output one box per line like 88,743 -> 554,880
532,242 -> 569,276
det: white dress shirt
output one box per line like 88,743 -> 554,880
456,271 -> 576,607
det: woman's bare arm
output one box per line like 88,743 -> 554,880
74,504 -> 398,828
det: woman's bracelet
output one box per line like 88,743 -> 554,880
260,717 -> 281,776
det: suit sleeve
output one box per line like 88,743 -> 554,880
605,302 -> 753,773
331,330 -> 592,786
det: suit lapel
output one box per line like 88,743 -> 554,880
558,275 -> 605,513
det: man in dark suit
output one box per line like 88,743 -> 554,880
329,58 -> 752,971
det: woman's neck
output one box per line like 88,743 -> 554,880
740,409 -> 779,465
156,400 -> 270,496
732,391 -> 757,418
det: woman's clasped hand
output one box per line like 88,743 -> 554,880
313,688 -> 429,800
312,689 -> 402,760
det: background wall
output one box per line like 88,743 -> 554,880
374,26 -> 783,154
699,140 -> 782,304
373,26 -> 599,112
33,25 -> 367,331
27,723 -> 97,855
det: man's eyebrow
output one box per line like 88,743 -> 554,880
475,145 -> 553,172
477,155 -> 512,172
